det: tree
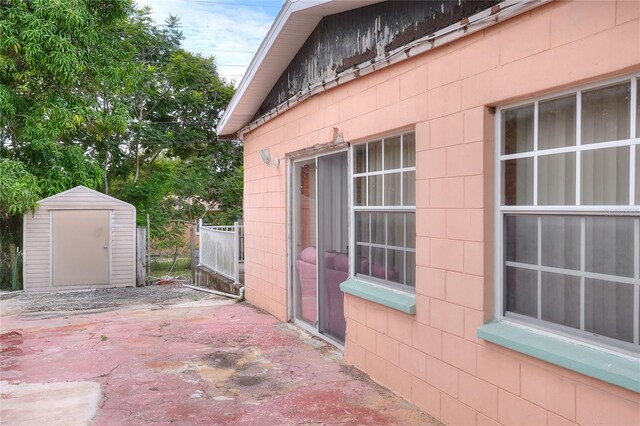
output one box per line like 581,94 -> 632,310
109,10 -> 238,249
0,1 -> 241,281
0,0 -> 138,198
0,0 -> 138,268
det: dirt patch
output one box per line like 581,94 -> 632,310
339,364 -> 370,382
202,351 -> 243,369
232,375 -> 265,387
192,363 -> 235,384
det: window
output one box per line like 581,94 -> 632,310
497,75 -> 640,351
351,131 -> 416,289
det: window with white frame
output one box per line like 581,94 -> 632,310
497,75 -> 640,351
352,131 -> 416,289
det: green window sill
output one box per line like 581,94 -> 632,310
477,321 -> 640,393
340,278 -> 416,315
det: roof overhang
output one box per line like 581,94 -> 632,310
217,0 -> 383,138
218,0 -> 546,139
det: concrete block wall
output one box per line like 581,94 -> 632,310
242,1 -> 640,423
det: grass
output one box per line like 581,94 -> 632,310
150,257 -> 192,277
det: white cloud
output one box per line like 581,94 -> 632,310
135,0 -> 282,84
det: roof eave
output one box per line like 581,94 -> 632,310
216,0 -> 384,137
218,0 -> 548,139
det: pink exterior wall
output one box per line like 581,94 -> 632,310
242,1 -> 640,424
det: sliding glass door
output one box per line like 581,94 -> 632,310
292,151 -> 348,344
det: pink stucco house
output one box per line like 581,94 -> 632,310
217,0 -> 640,424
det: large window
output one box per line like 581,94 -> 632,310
351,131 -> 416,289
497,75 -> 639,351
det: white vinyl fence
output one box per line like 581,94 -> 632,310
198,221 -> 243,284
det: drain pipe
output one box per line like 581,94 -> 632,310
182,284 -> 245,301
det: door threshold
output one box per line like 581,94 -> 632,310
292,319 -> 345,351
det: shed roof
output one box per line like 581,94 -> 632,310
38,186 -> 134,209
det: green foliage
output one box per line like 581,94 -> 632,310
115,158 -> 176,228
0,1 -> 241,261
0,0 -> 133,201
0,159 -> 40,216
212,165 -> 244,225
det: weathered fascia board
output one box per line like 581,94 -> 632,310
237,0 -> 548,141
217,0 -> 384,138
255,0 -> 501,118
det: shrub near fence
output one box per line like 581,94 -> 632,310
0,246 -> 22,290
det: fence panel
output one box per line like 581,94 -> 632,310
199,226 -> 236,281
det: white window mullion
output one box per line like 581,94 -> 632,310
353,167 -> 416,178
384,213 -> 388,281
495,108 -> 504,320
633,218 -> 640,280
631,144 -> 637,206
365,142 -> 369,207
368,212 -> 372,274
631,78 -> 637,140
499,205 -> 639,214
349,146 -> 355,278
498,138 -> 640,163
634,219 -> 639,345
403,214 -> 407,285
580,217 -> 586,332
500,151 -> 537,161
353,205 -> 415,212
630,78 -> 636,206
381,138 -> 385,207
576,90 -> 582,206
533,101 -> 539,206
314,157 -> 320,327
537,216 -> 542,320
400,134 -> 404,207
504,260 -> 639,286
634,285 -> 639,346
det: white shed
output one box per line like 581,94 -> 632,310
23,186 -> 136,292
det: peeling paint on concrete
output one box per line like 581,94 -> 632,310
0,289 -> 441,425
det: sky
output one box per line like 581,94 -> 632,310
135,0 -> 285,84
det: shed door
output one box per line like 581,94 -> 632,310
52,210 -> 110,286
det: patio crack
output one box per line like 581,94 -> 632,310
97,363 -> 120,410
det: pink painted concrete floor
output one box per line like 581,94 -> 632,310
1,288 -> 439,425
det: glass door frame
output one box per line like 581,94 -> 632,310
287,147 -> 349,349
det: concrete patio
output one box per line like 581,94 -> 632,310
0,286 -> 439,425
